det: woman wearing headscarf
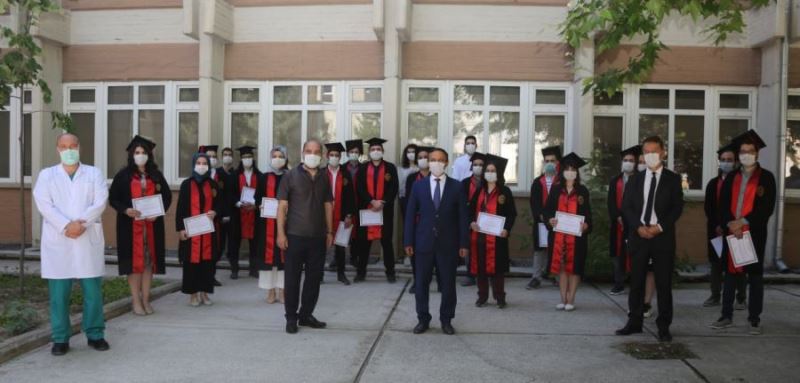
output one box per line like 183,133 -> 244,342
256,145 -> 289,303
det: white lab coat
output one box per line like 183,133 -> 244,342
451,153 -> 472,181
33,163 -> 108,279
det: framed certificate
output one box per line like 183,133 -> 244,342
261,198 -> 279,218
334,221 -> 352,247
554,212 -> 584,237
477,212 -> 505,237
240,187 -> 256,204
726,231 -> 758,268
131,195 -> 165,220
184,214 -> 215,238
359,209 -> 383,227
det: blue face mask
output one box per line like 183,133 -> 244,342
59,149 -> 80,166
544,162 -> 556,174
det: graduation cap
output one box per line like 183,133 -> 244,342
716,142 -> 738,156
541,145 -> 562,160
237,145 -> 256,156
325,142 -> 346,153
470,152 -> 487,163
560,152 -> 587,169
485,154 -> 509,176
365,137 -> 387,148
620,145 -> 641,158
345,139 -> 363,153
126,135 -> 156,151
416,146 -> 435,154
198,145 -> 218,154
732,130 -> 766,151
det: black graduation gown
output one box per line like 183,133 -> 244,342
607,173 -> 628,259
228,168 -> 262,243
328,167 -> 356,243
109,167 -> 172,275
530,174 -> 559,251
543,184 -> 592,277
468,185 -> 516,277
176,177 -> 223,294
703,174 -> 726,263
461,176 -> 483,212
356,160 -> 399,240
254,171 -> 284,270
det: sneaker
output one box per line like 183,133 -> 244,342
460,276 -> 476,287
564,304 -> 575,312
555,303 -> 565,310
526,279 -> 541,290
702,296 -> 720,307
748,321 -> 762,335
710,317 -> 733,330
609,286 -> 626,295
643,304 -> 654,319
734,300 -> 747,311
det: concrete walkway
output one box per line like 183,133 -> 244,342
0,268 -> 798,383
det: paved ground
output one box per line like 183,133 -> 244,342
0,264 -> 798,383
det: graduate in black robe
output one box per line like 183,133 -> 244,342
177,153 -> 223,306
527,145 -> 561,289
256,145 -> 289,303
228,146 -> 262,279
109,135 -> 172,316
468,155 -> 516,308
345,139 -> 364,268
459,152 -> 485,287
607,145 -> 640,295
324,142 -> 356,285
199,144 -> 228,287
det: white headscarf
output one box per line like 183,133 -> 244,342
266,145 -> 288,175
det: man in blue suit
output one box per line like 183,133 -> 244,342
404,148 -> 470,335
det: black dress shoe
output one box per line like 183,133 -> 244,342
213,278 -> 222,287
441,322 -> 456,335
475,298 -> 487,307
286,321 -> 298,334
497,300 -> 507,309
658,329 -> 673,342
413,322 -> 429,334
87,339 -> 110,351
408,284 -> 415,294
353,275 -> 366,283
230,272 -> 239,280
249,270 -> 259,278
298,315 -> 327,329
51,343 -> 69,356
387,274 -> 397,283
338,273 -> 351,285
615,324 -> 643,336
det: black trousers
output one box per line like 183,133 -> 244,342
334,245 -> 346,274
284,235 -> 326,322
628,235 -> 674,330
357,236 -> 395,277
710,259 -> 746,301
229,237 -> 257,274
722,261 -> 763,323
415,248 -> 457,324
213,221 -> 230,276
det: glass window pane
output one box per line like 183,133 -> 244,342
351,87 -> 381,103
408,112 -> 438,146
720,94 -> 749,109
23,114 -> 31,176
0,111 -> 9,177
273,86 -> 301,105
70,89 -> 95,103
272,111 -> 301,165
351,112 -> 381,141
638,115 -> 669,155
787,120 -> 800,189
490,86 -> 520,106
139,85 -> 165,104
788,95 -> 800,110
71,113 -> 95,166
138,110 -> 164,167
23,90 -> 32,105
593,116 -> 624,181
533,115 -> 565,176
108,86 -> 133,104
408,87 -> 438,103
454,85 -> 484,105
232,88 -> 260,103
719,119 -> 749,147
488,111 -> 519,184
178,112 -> 199,178
674,116 -> 704,190
307,85 -> 335,105
536,89 -> 566,105
107,110 -> 133,173
231,113 -> 260,164
675,90 -> 704,110
594,92 -> 623,106
639,89 -> 669,109
452,111 -> 483,156
307,110 -> 336,144
179,88 -> 199,103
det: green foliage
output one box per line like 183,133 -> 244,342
561,0 -> 772,97
0,299 -> 40,335
584,149 -> 613,280
70,278 -> 165,307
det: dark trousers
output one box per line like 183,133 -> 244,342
612,254 -> 627,290
477,274 -> 505,302
722,261 -> 763,323
415,248 -> 457,324
357,237 -> 395,277
213,221 -> 230,277
284,235 -> 326,322
710,259 -> 746,301
334,245 -> 346,274
410,256 -> 442,289
628,236 -> 674,330
229,237 -> 257,275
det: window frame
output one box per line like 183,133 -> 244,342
787,88 -> 800,198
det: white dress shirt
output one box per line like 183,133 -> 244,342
430,175 -> 447,201
452,154 -> 472,181
640,166 -> 663,226
328,166 -> 339,199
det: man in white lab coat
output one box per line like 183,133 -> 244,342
32,133 -> 110,356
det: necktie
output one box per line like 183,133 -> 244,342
433,178 -> 441,210
643,171 -> 657,226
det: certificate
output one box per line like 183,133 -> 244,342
726,231 -> 758,268
359,209 -> 383,227
477,212 -> 506,237
261,198 -> 278,218
710,236 -> 724,259
334,221 -> 352,247
184,214 -> 215,238
240,187 -> 256,204
131,195 -> 165,220
554,212 -> 584,237
537,223 -> 549,247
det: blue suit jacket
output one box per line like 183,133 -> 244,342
403,175 -> 470,254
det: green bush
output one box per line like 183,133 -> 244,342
0,300 -> 41,335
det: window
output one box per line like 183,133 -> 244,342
0,105 -> 10,178
788,90 -> 800,191
348,84 -> 382,144
405,84 -> 441,146
105,85 -> 166,173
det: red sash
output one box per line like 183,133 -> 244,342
263,173 -> 282,265
470,187 -> 500,275
239,172 -> 256,239
539,175 -> 559,205
130,173 -> 157,273
550,188 -> 578,275
468,178 -> 479,200
190,180 -> 213,264
366,162 -> 385,240
327,168 -> 344,237
727,168 -> 761,274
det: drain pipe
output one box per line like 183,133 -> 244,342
774,0 -> 791,273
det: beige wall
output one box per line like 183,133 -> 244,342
62,44 -> 200,82
0,188 -> 33,243
229,0 -> 371,6
412,0 -> 568,5
62,0 -> 182,10
790,48 -> 800,88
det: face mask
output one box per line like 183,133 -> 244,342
637,163 -> 647,172
59,149 -> 80,166
328,156 -> 341,167
417,158 -> 429,169
348,153 -> 359,162
544,162 -> 556,175
194,165 -> 208,175
369,150 -> 383,161
209,157 -> 218,168
644,153 -> 662,169
719,161 -> 735,174
406,152 -> 416,161
271,157 -> 286,170
472,165 -> 483,176
465,143 -> 476,155
242,158 -> 253,168
304,154 -> 322,168
739,153 -> 756,167
134,154 -> 148,166
621,161 -> 635,173
563,170 -> 577,181
222,155 -> 233,165
484,171 -> 497,183
429,161 -> 446,177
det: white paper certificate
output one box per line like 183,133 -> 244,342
554,212 -> 584,237
477,212 -> 506,237
710,236 -> 724,258
334,221 -> 352,247
538,223 -> 549,247
261,198 -> 278,219
131,195 -> 165,220
240,187 -> 256,204
359,209 -> 383,227
184,214 -> 215,238
726,231 -> 758,268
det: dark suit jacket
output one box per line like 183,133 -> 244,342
622,168 -> 684,253
403,175 -> 470,255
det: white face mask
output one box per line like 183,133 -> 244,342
472,165 -> 483,176
621,161 -> 635,173
348,152 -> 360,162
222,155 -> 233,165
369,150 -> 383,161
406,152 -> 416,161
637,163 -> 647,172
644,152 -> 662,169
465,143 -> 476,155
271,157 -> 286,170
563,170 -> 577,181
304,154 -> 322,168
417,158 -> 429,169
328,156 -> 341,167
242,158 -> 253,169
739,153 -> 756,167
134,154 -> 148,166
194,164 -> 208,175
719,161 -> 735,174
209,157 -> 218,168
429,161 -> 446,177
484,171 -> 497,183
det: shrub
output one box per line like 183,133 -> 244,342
0,300 -> 41,335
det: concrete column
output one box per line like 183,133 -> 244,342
199,33 -> 226,146
382,0 -> 403,161
571,40 -> 595,158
